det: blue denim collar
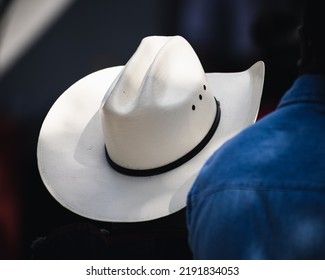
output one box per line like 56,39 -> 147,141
278,74 -> 325,108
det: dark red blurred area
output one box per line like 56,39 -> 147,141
0,118 -> 22,259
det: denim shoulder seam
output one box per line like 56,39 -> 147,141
190,183 -> 325,203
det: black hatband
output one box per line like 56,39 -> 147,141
105,98 -> 221,177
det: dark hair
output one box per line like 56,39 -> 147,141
298,0 -> 325,74
31,223 -> 111,259
303,1 -> 325,48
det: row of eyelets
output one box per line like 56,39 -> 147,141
192,84 -> 206,111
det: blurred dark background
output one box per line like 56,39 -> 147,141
0,0 -> 305,259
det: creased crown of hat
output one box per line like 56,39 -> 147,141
101,36 -> 218,174
37,35 -> 265,222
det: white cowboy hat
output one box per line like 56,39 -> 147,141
37,35 -> 264,222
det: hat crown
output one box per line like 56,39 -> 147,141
100,36 -> 217,170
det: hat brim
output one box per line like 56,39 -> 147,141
37,61 -> 264,222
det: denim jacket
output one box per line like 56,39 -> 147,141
187,74 -> 325,259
